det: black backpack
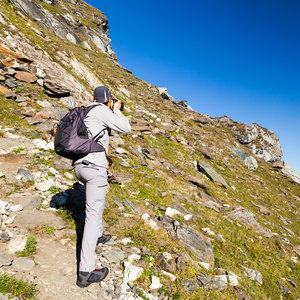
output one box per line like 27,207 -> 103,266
54,105 -> 105,160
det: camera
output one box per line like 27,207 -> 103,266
112,98 -> 124,111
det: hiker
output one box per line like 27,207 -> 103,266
74,86 -> 131,288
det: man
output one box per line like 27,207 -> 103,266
74,86 -> 131,288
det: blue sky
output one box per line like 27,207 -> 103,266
85,0 -> 300,174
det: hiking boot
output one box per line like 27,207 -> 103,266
97,234 -> 112,245
76,268 -> 109,288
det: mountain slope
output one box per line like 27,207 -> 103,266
0,1 -> 299,299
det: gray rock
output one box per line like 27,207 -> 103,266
13,210 -> 68,230
278,282 -> 291,295
123,199 -> 141,215
102,247 -> 128,263
196,191 -> 222,212
5,78 -> 17,88
183,279 -> 199,292
156,216 -> 214,268
228,206 -> 273,238
12,257 -> 35,271
0,252 -> 13,267
279,161 -> 300,185
242,266 -> 263,284
227,145 -> 258,171
230,123 -> 282,162
197,160 -> 228,188
109,172 -> 132,184
17,168 -> 34,181
196,273 -> 228,291
52,156 -> 73,170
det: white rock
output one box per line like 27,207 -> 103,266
0,171 -> 5,178
37,100 -> 52,108
5,215 -> 16,224
127,254 -> 141,263
149,275 -> 162,290
10,205 -> 23,212
115,148 -> 128,154
0,200 -> 9,214
162,252 -> 172,261
121,237 -> 133,245
123,264 -> 144,282
141,213 -> 150,221
198,261 -> 210,270
228,275 -> 239,286
165,207 -> 182,217
184,214 -> 193,221
202,228 -> 216,236
7,235 -> 27,254
161,270 -> 176,281
35,179 -> 54,191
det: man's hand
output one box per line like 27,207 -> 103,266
113,100 -> 122,110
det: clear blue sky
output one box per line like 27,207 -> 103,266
85,0 -> 300,174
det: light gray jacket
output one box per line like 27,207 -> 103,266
75,103 -> 131,168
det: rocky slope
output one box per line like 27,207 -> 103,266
0,1 -> 299,299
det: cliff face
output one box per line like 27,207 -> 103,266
0,1 -> 299,300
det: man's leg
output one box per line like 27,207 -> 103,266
75,165 -> 107,272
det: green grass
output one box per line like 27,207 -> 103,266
0,275 -> 36,299
15,236 -> 37,258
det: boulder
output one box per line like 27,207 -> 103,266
197,160 -> 228,188
230,123 -> 282,162
15,71 -> 37,83
156,216 -> 214,268
228,207 -> 273,238
227,145 -> 258,171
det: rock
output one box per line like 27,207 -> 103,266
13,210 -> 68,230
158,87 -> 175,102
242,266 -> 263,284
0,251 -> 13,267
15,71 -> 37,83
0,200 -> 9,215
17,168 -> 34,181
7,235 -> 27,254
12,257 -> 35,271
195,191 -> 222,212
8,193 -> 41,210
0,86 -> 12,95
230,123 -> 282,162
35,179 -> 54,191
277,282 -> 291,295
161,270 -> 176,281
0,45 -> 33,64
279,161 -> 300,185
149,275 -> 162,290
123,199 -> 140,214
183,279 -> 199,292
165,207 -> 182,217
227,145 -> 258,171
52,156 -> 73,171
197,160 -> 228,188
227,206 -> 273,238
9,205 -> 23,212
102,247 -> 128,263
5,78 -> 17,88
44,80 -> 71,97
109,172 -> 132,184
196,273 -> 228,291
156,216 -> 214,268
123,263 -> 144,282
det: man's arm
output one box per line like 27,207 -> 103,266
104,108 -> 131,134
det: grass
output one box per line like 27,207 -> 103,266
15,236 -> 37,258
0,275 -> 36,299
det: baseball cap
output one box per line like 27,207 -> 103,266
94,86 -> 111,103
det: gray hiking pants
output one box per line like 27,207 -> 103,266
74,163 -> 107,272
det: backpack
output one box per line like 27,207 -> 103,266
54,105 -> 105,160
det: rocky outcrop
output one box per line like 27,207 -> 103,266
7,0 -> 116,58
230,123 -> 282,162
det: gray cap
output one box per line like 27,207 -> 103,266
94,86 -> 111,103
